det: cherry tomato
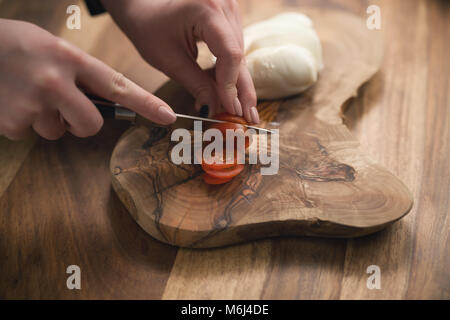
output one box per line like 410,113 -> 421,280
213,113 -> 249,125
200,113 -> 250,185
196,148 -> 237,170
203,164 -> 245,179
201,151 -> 237,171
203,174 -> 233,185
208,113 -> 251,149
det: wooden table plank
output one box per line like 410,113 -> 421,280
340,0 -> 449,299
0,136 -> 36,199
161,0 -> 449,299
0,122 -> 178,299
0,0 -> 176,299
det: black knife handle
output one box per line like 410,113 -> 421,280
94,104 -> 116,119
84,93 -> 122,120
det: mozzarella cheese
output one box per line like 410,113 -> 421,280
243,12 -> 323,99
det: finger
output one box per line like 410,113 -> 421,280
32,110 -> 66,140
221,2 -> 259,123
54,84 -> 104,138
0,125 -> 33,141
199,15 -> 243,117
0,114 -> 33,141
221,0 -> 244,49
222,9 -> 258,124
236,62 -> 258,124
74,49 -> 176,125
162,51 -> 220,116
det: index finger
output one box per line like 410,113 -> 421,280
74,48 -> 176,125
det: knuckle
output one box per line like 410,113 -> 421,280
224,82 -> 236,92
225,0 -> 238,10
35,68 -> 63,93
227,47 -> 243,64
53,38 -> 82,64
205,0 -> 220,10
246,90 -> 257,104
143,94 -> 157,110
110,72 -> 128,100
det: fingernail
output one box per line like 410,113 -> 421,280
250,106 -> 260,124
158,106 -> 176,124
234,97 -> 243,117
199,105 -> 209,118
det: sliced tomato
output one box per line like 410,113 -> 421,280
203,174 -> 233,185
212,113 -> 249,125
200,113 -> 250,184
201,152 -> 237,171
208,122 -> 246,140
208,122 -> 251,149
196,148 -> 237,170
210,113 -> 248,136
203,164 -> 244,179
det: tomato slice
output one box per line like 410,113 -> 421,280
203,174 -> 233,185
207,122 -> 247,149
208,122 -> 246,134
203,164 -> 244,179
200,113 -> 250,184
212,113 -> 249,125
210,113 -> 248,137
201,152 -> 237,171
196,148 -> 237,170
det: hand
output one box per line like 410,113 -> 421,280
0,19 -> 176,141
102,0 -> 259,123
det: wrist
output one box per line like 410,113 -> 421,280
100,0 -> 140,38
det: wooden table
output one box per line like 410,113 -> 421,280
0,0 -> 448,299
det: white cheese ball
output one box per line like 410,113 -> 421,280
243,12 -> 323,99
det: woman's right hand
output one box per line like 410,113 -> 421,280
0,19 -> 176,141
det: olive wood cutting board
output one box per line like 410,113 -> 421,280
110,8 -> 413,248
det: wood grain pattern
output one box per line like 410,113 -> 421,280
161,0 -> 450,299
0,0 -> 448,299
0,122 -> 178,299
0,136 -> 36,199
0,0 -> 177,299
110,8 -> 413,248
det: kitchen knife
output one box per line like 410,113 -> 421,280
87,93 -> 274,134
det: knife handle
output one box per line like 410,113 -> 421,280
85,93 -> 137,122
95,104 -> 116,119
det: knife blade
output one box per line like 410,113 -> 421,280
173,114 -> 275,134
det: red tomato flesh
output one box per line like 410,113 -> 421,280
201,152 -> 237,171
203,164 -> 244,179
213,113 -> 249,125
201,113 -> 250,185
203,174 -> 233,185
